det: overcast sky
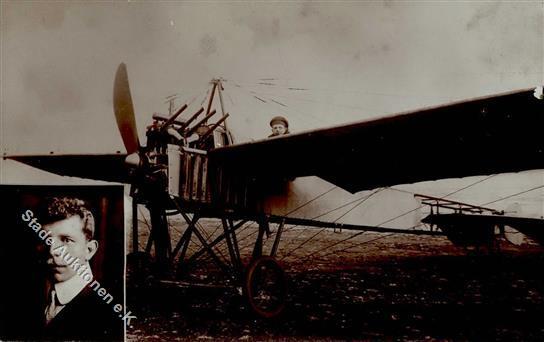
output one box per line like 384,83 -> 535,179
1,1 -> 542,219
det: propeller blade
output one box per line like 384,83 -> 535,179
114,63 -> 140,154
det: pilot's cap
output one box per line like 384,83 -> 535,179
270,116 -> 289,128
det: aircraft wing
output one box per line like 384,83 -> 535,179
210,88 -> 544,193
5,154 -> 130,183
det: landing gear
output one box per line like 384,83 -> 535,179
244,256 -> 287,318
131,199 -> 289,317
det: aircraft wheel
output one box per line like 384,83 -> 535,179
244,256 -> 287,318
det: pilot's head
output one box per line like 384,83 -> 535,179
41,197 -> 98,284
269,116 -> 289,137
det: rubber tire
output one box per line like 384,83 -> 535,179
244,256 -> 287,318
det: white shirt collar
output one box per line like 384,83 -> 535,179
53,262 -> 93,305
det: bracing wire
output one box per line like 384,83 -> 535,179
284,174 -> 501,263
480,184 -> 544,206
284,185 -> 338,216
280,188 -> 385,260
275,188 -> 387,251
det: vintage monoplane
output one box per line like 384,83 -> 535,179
6,63 -> 544,317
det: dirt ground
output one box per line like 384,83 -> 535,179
126,218 -> 544,341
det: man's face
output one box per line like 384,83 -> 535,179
43,216 -> 97,283
272,123 -> 287,136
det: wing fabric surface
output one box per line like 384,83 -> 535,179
210,89 -> 544,193
7,154 -> 130,183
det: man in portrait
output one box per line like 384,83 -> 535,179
35,196 -> 122,341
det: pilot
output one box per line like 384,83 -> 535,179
268,116 -> 290,137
